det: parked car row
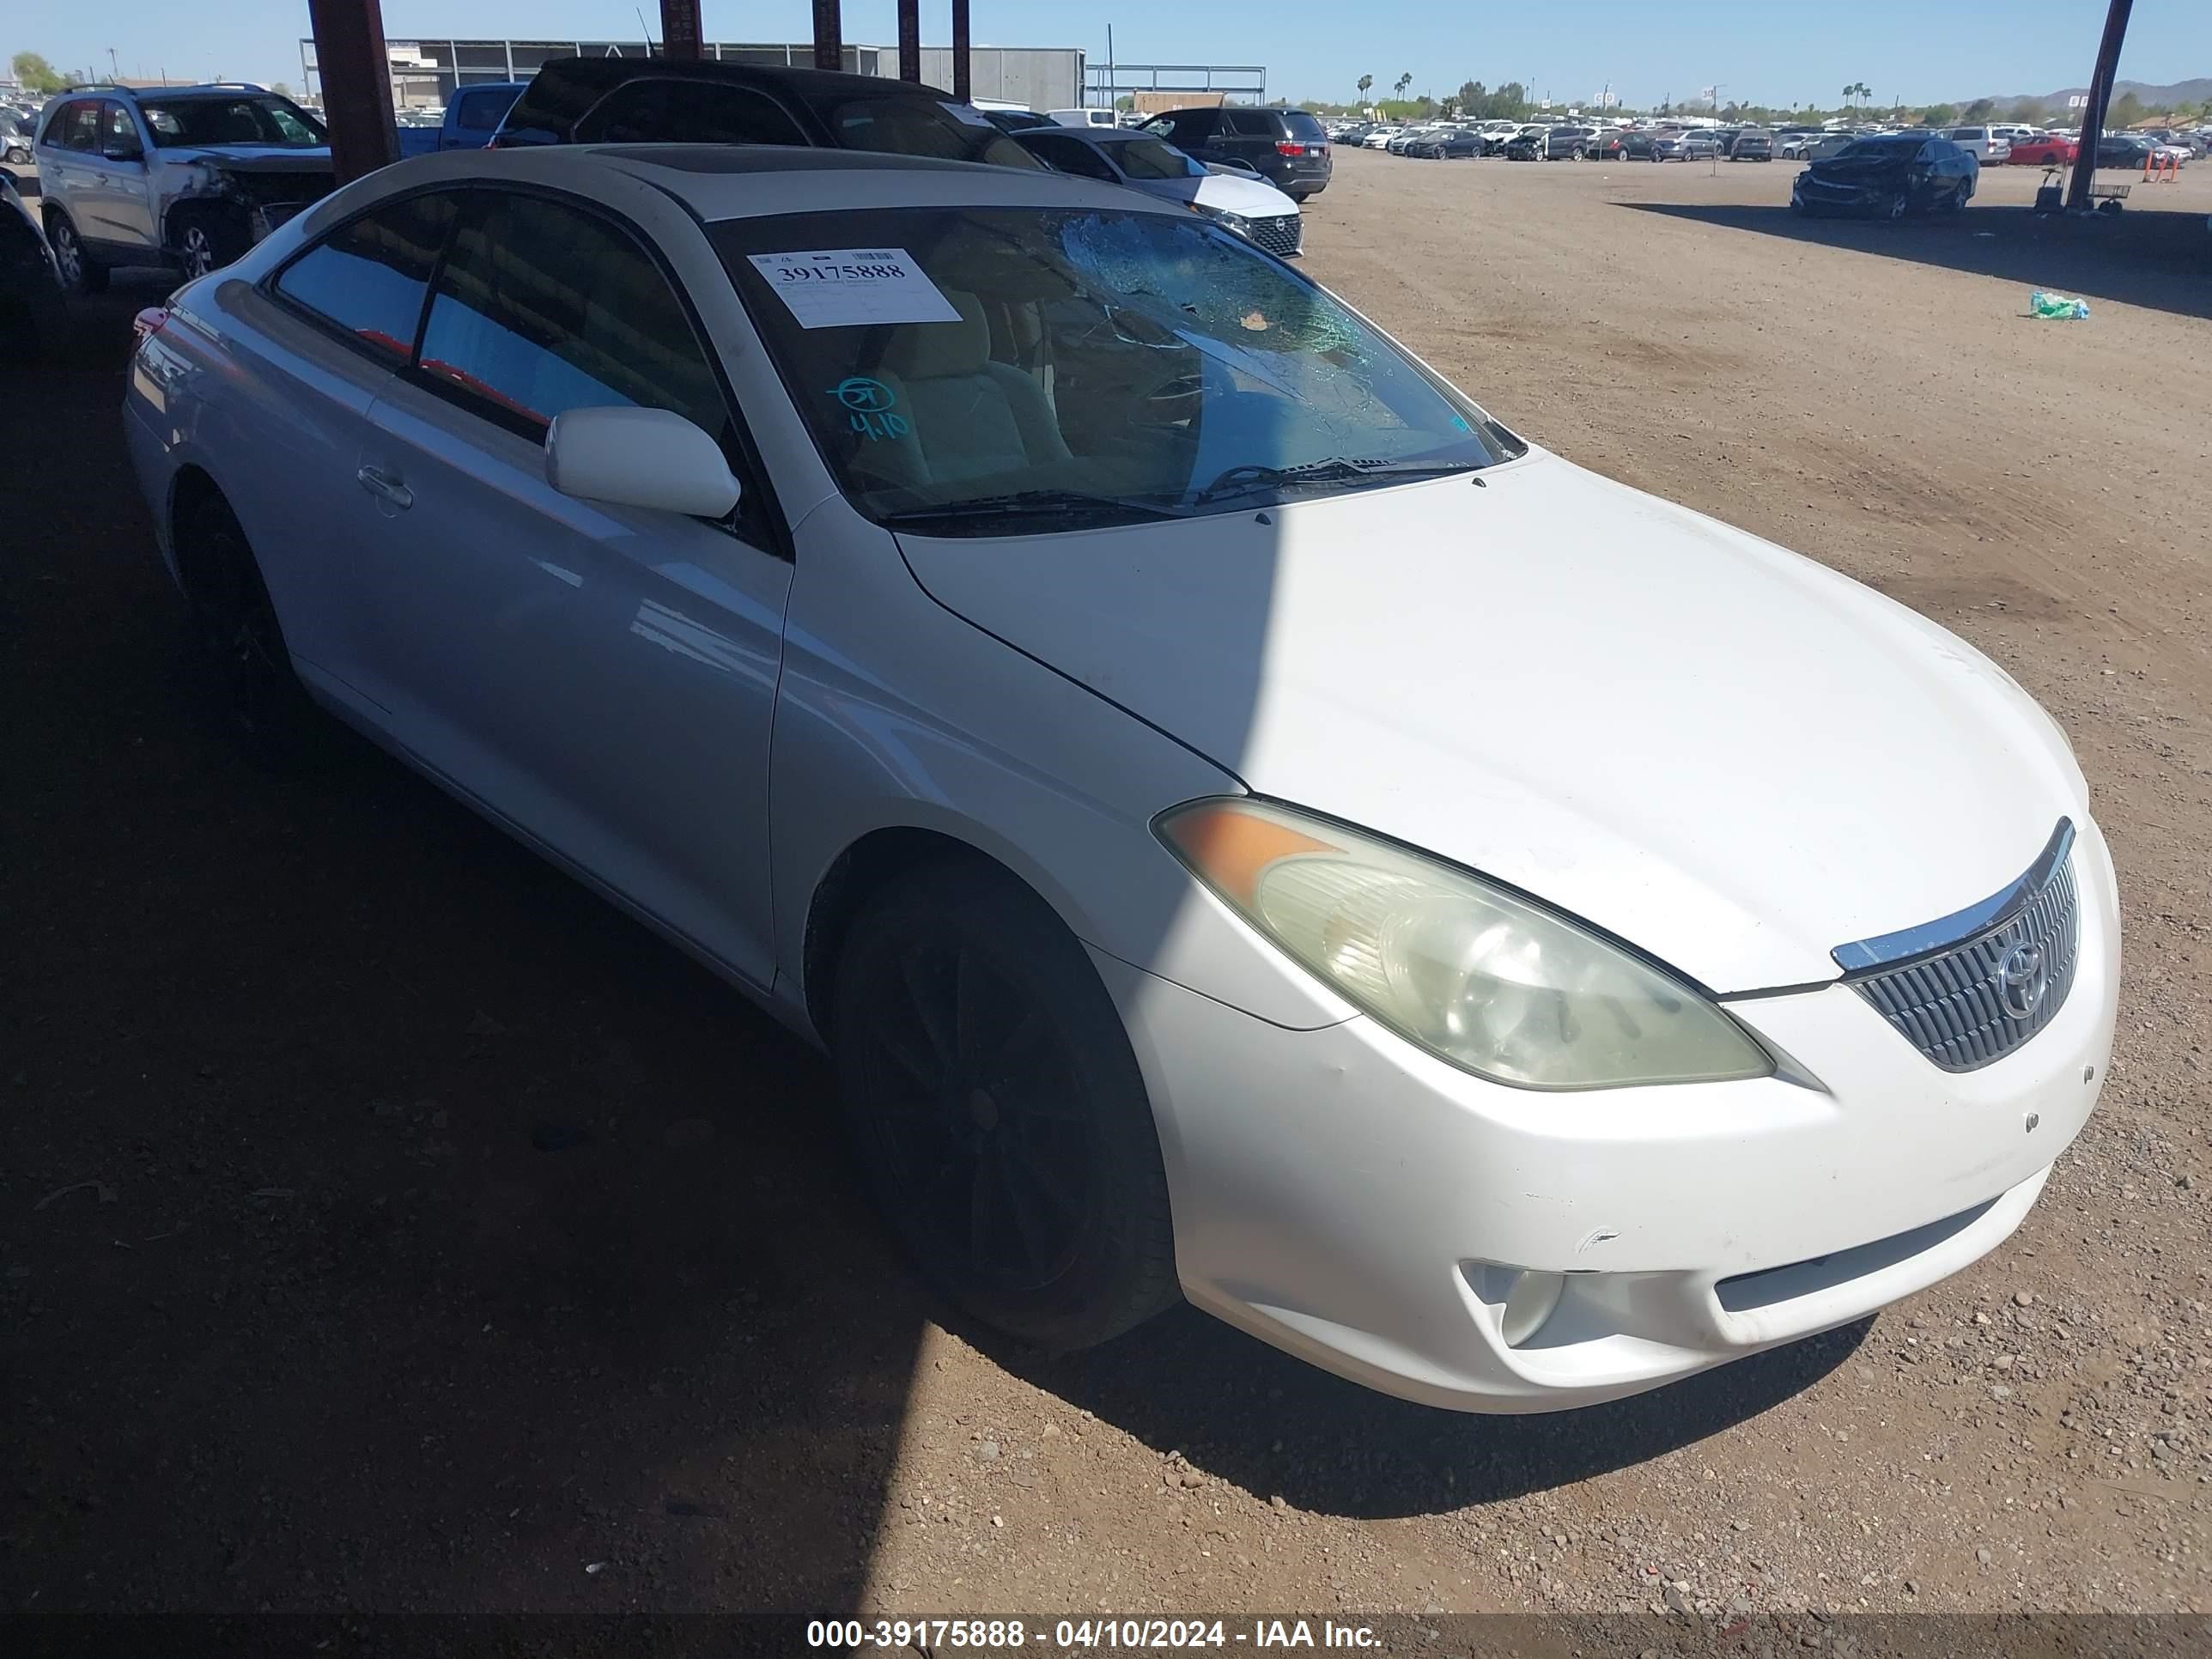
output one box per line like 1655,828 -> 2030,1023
19,64 -> 1334,299
1350,118 -> 1792,163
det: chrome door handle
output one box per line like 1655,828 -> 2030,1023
356,465 -> 413,510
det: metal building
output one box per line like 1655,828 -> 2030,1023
299,38 -> 1086,113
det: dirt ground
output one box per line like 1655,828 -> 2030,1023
4,152 -> 2210,1627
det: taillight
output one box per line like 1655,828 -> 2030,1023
132,307 -> 169,344
1276,139 -> 1304,156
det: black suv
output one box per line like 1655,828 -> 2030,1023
1139,106 -> 1332,198
492,57 -> 1042,171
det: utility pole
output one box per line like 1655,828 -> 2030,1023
1711,83 -> 1723,173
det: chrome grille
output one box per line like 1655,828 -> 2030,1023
1838,823 -> 2081,1073
1249,214 -> 1303,258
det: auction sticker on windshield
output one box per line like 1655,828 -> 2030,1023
745,248 -> 962,330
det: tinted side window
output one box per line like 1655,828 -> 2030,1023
100,103 -> 143,157
1025,134 -> 1116,180
455,87 -> 518,131
579,79 -> 807,146
46,100 -> 96,150
417,192 -> 730,454
275,192 -> 459,362
1226,111 -> 1278,138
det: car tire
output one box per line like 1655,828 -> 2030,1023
44,210 -> 107,295
172,205 -> 252,282
178,491 -> 331,770
1887,191 -> 1911,221
830,858 -> 1180,1352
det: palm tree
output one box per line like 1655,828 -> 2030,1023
1357,73 -> 1373,106
1394,71 -> 1413,100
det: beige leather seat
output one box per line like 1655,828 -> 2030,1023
881,289 -> 1071,487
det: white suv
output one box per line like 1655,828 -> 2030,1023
33,82 -> 333,292
1944,125 -> 2014,164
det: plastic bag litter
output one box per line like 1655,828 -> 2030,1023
2030,290 -> 2090,319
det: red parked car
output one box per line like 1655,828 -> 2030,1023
2008,135 -> 2078,166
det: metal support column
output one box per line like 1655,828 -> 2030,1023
2066,0 -> 2134,211
896,0 -> 921,83
659,0 -> 702,61
951,0 -> 971,100
811,0 -> 843,72
304,0 -> 398,185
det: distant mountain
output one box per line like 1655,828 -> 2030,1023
1970,77 -> 2211,110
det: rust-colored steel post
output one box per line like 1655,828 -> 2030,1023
812,0 -> 844,72
659,0 -> 702,61
897,0 -> 921,82
2066,0 -> 2134,211
305,0 -> 398,185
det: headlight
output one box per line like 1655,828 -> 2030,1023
1189,201 -> 1256,239
1158,799 -> 1774,1091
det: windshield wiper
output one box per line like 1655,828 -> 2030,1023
877,489 -> 1188,532
1190,456 -> 1485,507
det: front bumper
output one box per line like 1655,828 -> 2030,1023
1097,816 -> 2120,1413
1793,178 -> 1890,213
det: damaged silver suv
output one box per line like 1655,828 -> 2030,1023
34,83 -> 334,292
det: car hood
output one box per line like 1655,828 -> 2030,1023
1190,171 -> 1299,216
893,453 -> 2089,994
162,146 -> 333,172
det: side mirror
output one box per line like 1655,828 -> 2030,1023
545,406 -> 741,520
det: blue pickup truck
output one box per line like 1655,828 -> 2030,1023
394,82 -> 528,159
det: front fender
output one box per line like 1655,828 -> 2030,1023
768,501 -> 1360,1042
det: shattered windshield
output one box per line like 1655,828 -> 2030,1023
713,205 -> 1521,535
137,95 -> 325,149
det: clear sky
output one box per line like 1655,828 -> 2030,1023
16,0 -> 2208,108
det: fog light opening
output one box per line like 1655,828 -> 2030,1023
1499,1271 -> 1566,1349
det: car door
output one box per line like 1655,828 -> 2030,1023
1164,110 -> 1224,167
86,100 -> 157,254
349,183 -> 793,988
35,100 -> 97,232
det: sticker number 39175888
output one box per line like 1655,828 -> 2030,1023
745,248 -> 963,331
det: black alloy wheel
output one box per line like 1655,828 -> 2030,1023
182,495 -> 328,769
833,861 -> 1178,1351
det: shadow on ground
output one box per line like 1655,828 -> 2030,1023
1,282 -> 1863,1616
2,289 -> 939,1613
1623,197 -> 2212,321
975,1306 -> 1869,1520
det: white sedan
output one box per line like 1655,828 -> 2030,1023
1009,125 -> 1304,258
124,143 -> 2116,1413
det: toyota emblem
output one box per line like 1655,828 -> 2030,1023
1997,942 -> 2048,1020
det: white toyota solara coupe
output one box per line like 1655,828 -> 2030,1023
124,143 -> 2117,1413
